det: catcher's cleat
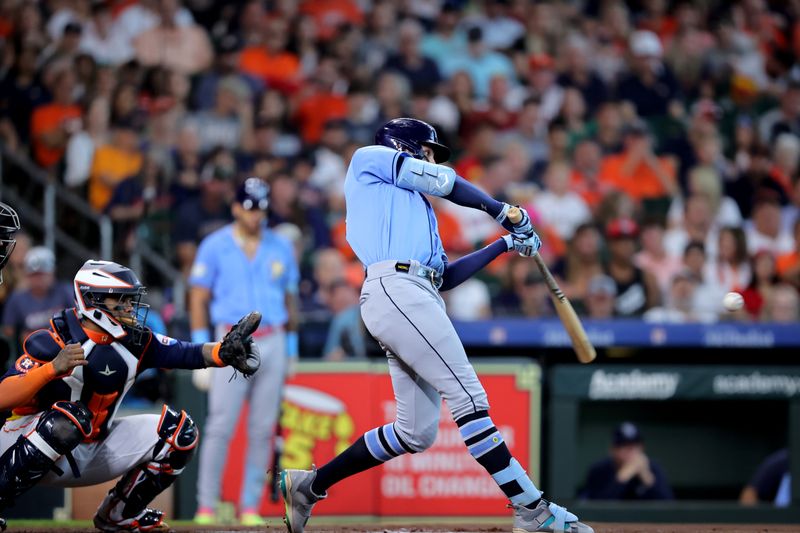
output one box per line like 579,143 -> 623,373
511,499 -> 594,533
0,517 -> 6,531
93,506 -> 168,532
280,468 -> 326,533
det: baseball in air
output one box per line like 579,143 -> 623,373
723,291 -> 744,312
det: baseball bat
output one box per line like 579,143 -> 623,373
507,207 -> 596,364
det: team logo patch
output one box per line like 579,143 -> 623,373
15,355 -> 40,373
155,333 -> 177,346
271,261 -> 285,279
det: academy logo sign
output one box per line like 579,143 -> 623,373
713,372 -> 800,397
588,369 -> 681,400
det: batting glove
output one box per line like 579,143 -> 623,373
502,232 -> 542,257
496,203 -> 534,238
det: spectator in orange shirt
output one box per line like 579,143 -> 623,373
239,17 -> 301,94
88,120 -> 143,212
571,139 -> 610,213
29,69 -> 82,169
777,219 -> 800,287
293,56 -> 347,144
598,119 -> 677,203
300,0 -> 363,41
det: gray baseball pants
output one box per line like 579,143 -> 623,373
360,260 -> 489,451
196,328 -> 287,511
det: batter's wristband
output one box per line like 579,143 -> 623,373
191,329 -> 211,344
210,343 -> 224,367
286,331 -> 299,359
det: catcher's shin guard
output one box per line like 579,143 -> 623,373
96,405 -> 198,523
0,402 -> 92,510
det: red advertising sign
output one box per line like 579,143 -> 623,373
221,361 -> 540,517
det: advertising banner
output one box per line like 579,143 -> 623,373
220,360 -> 540,516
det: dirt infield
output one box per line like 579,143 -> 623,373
7,524 -> 800,533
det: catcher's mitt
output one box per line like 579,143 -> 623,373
219,311 -> 262,378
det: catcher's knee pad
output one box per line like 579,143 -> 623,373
152,404 -> 198,473
0,402 -> 91,509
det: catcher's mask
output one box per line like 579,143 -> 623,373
74,260 -> 149,343
0,202 -> 20,285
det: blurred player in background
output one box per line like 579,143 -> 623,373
281,118 -> 591,533
191,177 -> 299,526
0,259 -> 260,532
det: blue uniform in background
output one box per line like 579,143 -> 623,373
191,222 -> 298,515
345,146 -> 446,273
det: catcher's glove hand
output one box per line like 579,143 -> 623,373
219,311 -> 262,378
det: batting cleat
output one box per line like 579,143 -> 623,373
511,499 -> 593,533
280,468 -> 326,533
93,506 -> 168,532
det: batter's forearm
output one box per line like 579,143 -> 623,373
440,238 -> 508,292
444,176 -> 505,218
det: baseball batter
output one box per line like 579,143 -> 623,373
281,118 -> 592,533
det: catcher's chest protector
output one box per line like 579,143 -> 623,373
30,310 -> 150,440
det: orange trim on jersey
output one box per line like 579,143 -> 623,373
210,343 -> 223,367
83,326 -> 113,345
0,363 -> 57,411
45,324 -> 66,349
84,392 -> 119,440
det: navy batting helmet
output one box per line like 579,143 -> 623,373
375,118 -> 451,163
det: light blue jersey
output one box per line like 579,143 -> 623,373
189,224 -> 299,327
344,145 -> 446,273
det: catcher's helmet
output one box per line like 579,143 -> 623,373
73,260 -> 149,342
0,202 -> 20,284
375,118 -> 451,163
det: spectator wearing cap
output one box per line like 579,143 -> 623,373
191,177 -> 299,526
29,68 -> 82,169
581,422 -> 674,500
87,119 -> 143,212
584,274 -> 617,319
185,76 -> 254,154
746,197 -> 795,256
448,25 -> 516,100
597,119 -> 677,206
133,0 -> 212,75
1,247 -> 73,351
382,19 -> 442,94
173,148 -> 236,277
527,53 -> 563,123
616,30 -> 681,119
605,218 -> 660,317
194,35 -> 263,112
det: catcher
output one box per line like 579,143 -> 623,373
0,259 -> 260,532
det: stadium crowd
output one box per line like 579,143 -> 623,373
1,0 -> 800,357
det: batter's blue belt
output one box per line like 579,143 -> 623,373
366,260 -> 443,290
